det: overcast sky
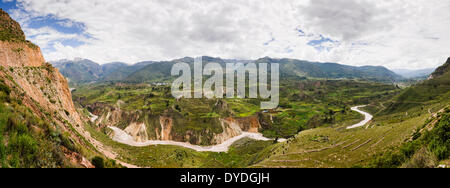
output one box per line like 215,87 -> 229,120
1,0 -> 449,69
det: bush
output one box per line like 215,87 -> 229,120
8,134 -> 38,165
402,147 -> 438,168
92,156 -> 105,168
60,133 -> 78,153
0,82 -> 11,96
369,151 -> 405,168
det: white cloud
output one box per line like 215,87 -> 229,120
9,0 -> 450,69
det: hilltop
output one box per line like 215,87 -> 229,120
0,8 -> 25,42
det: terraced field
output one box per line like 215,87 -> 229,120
254,114 -> 429,168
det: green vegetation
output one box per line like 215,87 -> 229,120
0,9 -> 37,48
384,70 -> 450,114
73,79 -> 398,141
0,80 -> 73,167
370,108 -> 449,168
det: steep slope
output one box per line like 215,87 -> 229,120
430,57 -> 450,79
0,9 -> 101,168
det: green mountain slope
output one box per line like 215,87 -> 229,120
431,57 -> 450,79
384,58 -> 450,114
101,61 -> 155,82
52,59 -> 103,83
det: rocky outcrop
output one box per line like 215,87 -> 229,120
0,9 -> 44,67
160,116 -> 173,141
213,118 -> 243,144
222,116 -> 262,133
124,122 -> 148,142
0,41 -> 45,67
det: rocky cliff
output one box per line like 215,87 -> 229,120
0,9 -> 44,67
0,9 -> 93,167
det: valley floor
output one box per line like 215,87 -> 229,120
106,106 -> 370,153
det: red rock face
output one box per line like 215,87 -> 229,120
1,9 -> 45,67
0,41 -> 45,67
160,116 -> 173,141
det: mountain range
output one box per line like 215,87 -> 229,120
52,57 -> 406,84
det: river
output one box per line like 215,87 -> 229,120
347,105 -> 373,129
107,105 -> 371,152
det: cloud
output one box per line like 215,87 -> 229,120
298,0 -> 393,41
5,0 -> 450,69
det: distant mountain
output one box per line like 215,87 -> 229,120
385,57 -> 450,113
51,59 -> 138,83
100,62 -> 129,77
124,57 -> 403,83
52,58 -> 103,83
53,56 -> 404,84
100,61 -> 155,82
393,68 -> 436,79
267,58 -> 403,82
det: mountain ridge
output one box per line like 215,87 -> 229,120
53,56 -> 404,84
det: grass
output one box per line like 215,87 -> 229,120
254,112 -> 429,168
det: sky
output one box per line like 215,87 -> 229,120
1,0 -> 449,69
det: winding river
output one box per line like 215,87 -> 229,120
108,106 -> 372,152
110,127 -> 285,152
347,105 -> 373,129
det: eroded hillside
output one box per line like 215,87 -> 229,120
0,9 -> 125,168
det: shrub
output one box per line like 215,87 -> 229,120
60,133 -> 78,153
369,150 -> 405,168
7,115 -> 28,135
0,82 -> 11,96
92,156 -> 105,168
